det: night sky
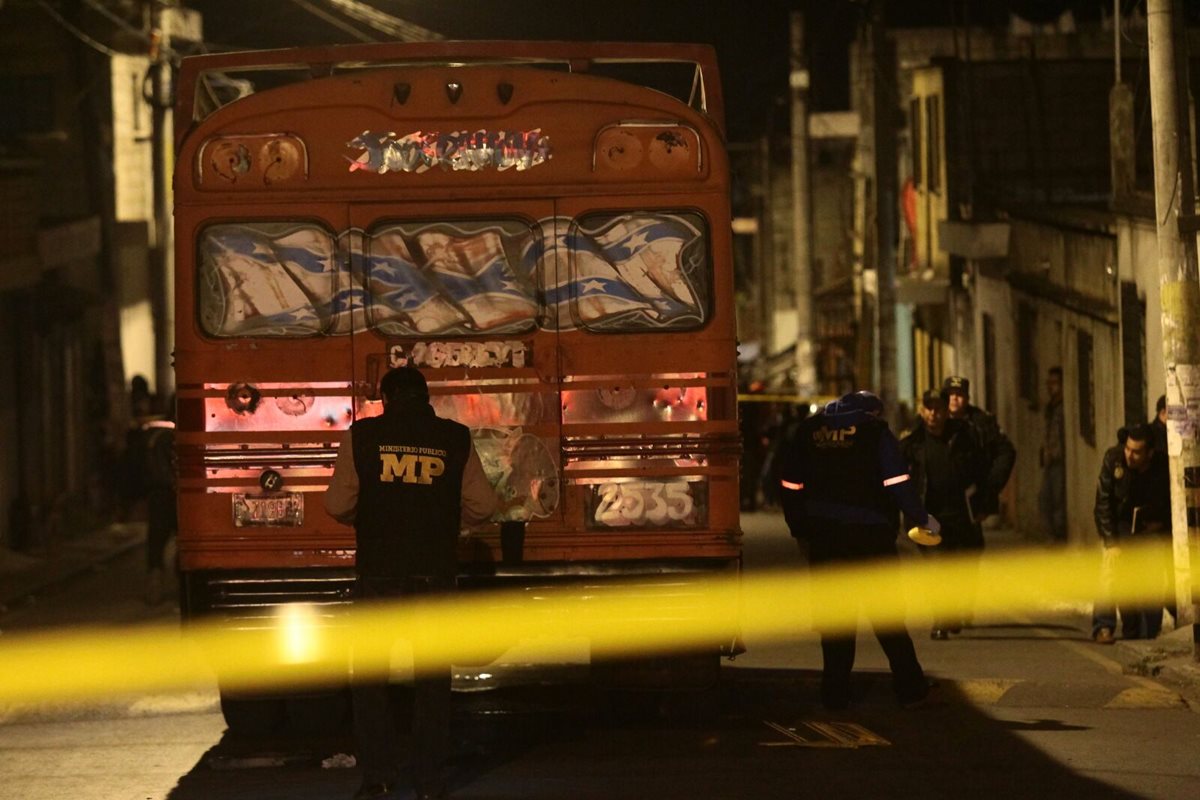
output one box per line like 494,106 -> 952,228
184,0 -> 1177,141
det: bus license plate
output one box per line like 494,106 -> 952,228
233,493 -> 304,527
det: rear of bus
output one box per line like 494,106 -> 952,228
172,42 -> 742,688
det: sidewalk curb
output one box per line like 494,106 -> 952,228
727,668 -> 1186,709
1112,625 -> 1200,711
0,689 -> 221,726
0,524 -> 145,613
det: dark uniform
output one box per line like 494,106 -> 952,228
143,418 -> 178,605
1092,426 -> 1172,641
777,391 -> 931,710
941,376 -> 1016,518
325,368 -> 496,800
900,391 -> 989,637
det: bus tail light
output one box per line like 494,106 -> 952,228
593,123 -> 701,176
198,134 -> 309,187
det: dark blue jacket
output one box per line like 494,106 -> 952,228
778,402 -> 927,535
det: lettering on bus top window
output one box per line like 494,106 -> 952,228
366,219 -> 540,336
565,212 -> 709,332
198,222 -> 345,338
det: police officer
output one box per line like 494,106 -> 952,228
325,367 -> 498,800
777,390 -> 938,710
941,376 -> 1016,520
900,390 -> 989,639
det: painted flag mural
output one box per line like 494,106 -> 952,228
199,223 -> 338,337
367,230 -> 469,334
416,228 -> 539,331
368,222 -> 539,335
197,212 -> 709,338
533,212 -> 708,332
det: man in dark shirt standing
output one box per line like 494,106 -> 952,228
1092,423 -> 1172,643
1150,394 -> 1168,454
941,376 -> 1015,521
777,390 -> 938,710
900,390 -> 988,639
326,367 -> 498,800
1040,367 -> 1068,542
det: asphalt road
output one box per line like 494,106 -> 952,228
1,513 -> 1198,799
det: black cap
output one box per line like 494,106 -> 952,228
942,376 -> 969,395
922,389 -> 947,409
832,390 -> 884,417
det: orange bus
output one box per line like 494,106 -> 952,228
173,41 -> 741,723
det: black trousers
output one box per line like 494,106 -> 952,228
352,575 -> 454,794
806,520 -> 927,707
145,486 -> 177,572
916,515 -> 983,630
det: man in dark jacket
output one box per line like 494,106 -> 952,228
941,376 -> 1016,520
325,367 -> 498,800
900,390 -> 989,639
777,390 -> 938,710
1092,423 -> 1172,643
1150,394 -> 1168,454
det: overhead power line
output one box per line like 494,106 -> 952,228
324,0 -> 443,42
288,0 -> 378,42
35,0 -> 120,57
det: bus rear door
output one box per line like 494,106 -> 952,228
347,199 -> 564,560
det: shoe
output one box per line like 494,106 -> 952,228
947,624 -> 963,634
930,629 -> 949,640
353,782 -> 396,800
899,678 -> 940,710
392,789 -> 446,800
1093,628 -> 1115,645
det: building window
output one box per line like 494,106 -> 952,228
983,313 -> 997,413
1077,329 -> 1095,446
925,94 -> 941,194
910,97 -> 923,189
1018,303 -> 1038,408
1120,282 -> 1147,427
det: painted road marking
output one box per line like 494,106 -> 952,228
1007,610 -> 1184,703
761,719 -> 891,748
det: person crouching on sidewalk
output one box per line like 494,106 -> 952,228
1092,423 -> 1172,644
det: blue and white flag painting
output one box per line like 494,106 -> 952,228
368,230 -> 468,334
530,227 -> 657,329
199,224 -> 337,337
198,213 -> 707,338
593,216 -> 700,311
531,213 -> 707,331
416,228 -> 538,332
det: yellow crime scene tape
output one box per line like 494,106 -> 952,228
0,542 -> 1189,708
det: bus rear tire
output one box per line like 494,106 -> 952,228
286,691 -> 349,734
220,694 -> 285,737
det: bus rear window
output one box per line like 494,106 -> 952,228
567,212 -> 709,332
198,222 -> 340,338
366,220 -> 540,336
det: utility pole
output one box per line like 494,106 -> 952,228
870,0 -> 898,415
1146,0 -> 1200,650
147,0 -> 174,402
790,10 -> 816,397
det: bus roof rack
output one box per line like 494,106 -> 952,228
177,40 -> 724,147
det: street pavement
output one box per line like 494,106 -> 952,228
1,512 -> 1199,798
0,521 -> 144,619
